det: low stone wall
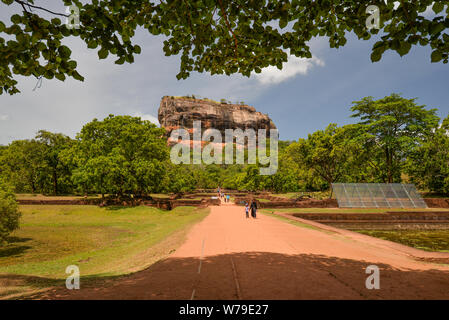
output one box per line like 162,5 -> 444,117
425,198 -> 449,208
171,198 -> 221,209
234,196 -> 338,208
123,198 -> 221,210
18,199 -> 101,205
183,189 -> 248,195
321,221 -> 449,230
290,211 -> 449,230
259,199 -> 338,208
178,193 -> 219,199
258,195 -> 292,202
18,197 -> 221,210
292,211 -> 449,221
231,197 -> 449,209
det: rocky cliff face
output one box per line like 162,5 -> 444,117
158,96 -> 277,139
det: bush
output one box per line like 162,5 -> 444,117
0,179 -> 20,244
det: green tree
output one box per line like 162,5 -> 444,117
2,1 -> 448,94
351,94 -> 439,183
72,115 -> 168,198
161,163 -> 196,193
406,115 -> 449,193
262,147 -> 301,193
287,124 -> 354,197
0,139 -> 45,193
0,179 -> 20,244
0,132 -> 74,194
69,155 -> 113,197
221,164 -> 246,190
236,165 -> 263,191
35,130 -> 74,195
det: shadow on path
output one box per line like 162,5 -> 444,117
21,251 -> 449,300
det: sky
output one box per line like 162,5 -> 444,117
1,2 -> 448,145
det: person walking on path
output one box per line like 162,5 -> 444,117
245,202 -> 249,218
226,194 -> 230,203
250,199 -> 257,218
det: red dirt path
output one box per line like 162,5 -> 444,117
40,203 -> 449,299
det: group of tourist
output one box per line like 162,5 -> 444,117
217,187 -> 230,203
217,187 -> 257,218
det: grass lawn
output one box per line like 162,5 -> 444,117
0,205 -> 209,299
261,208 -> 449,214
149,193 -> 171,198
355,230 -> 449,252
271,191 -> 333,200
260,211 -> 335,234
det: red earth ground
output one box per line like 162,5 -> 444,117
38,202 -> 449,300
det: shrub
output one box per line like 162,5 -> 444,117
0,179 -> 21,244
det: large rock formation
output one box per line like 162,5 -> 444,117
158,96 -> 277,139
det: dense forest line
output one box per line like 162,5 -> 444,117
1,94 -> 448,197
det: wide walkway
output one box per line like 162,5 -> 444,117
42,203 -> 449,299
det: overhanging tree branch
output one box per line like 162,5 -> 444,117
14,0 -> 69,17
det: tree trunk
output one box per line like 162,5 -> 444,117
30,178 -> 36,194
386,147 -> 393,183
52,169 -> 58,195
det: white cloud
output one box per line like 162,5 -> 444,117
255,55 -> 325,85
132,112 -> 160,126
0,114 -> 9,121
0,3 -> 326,144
